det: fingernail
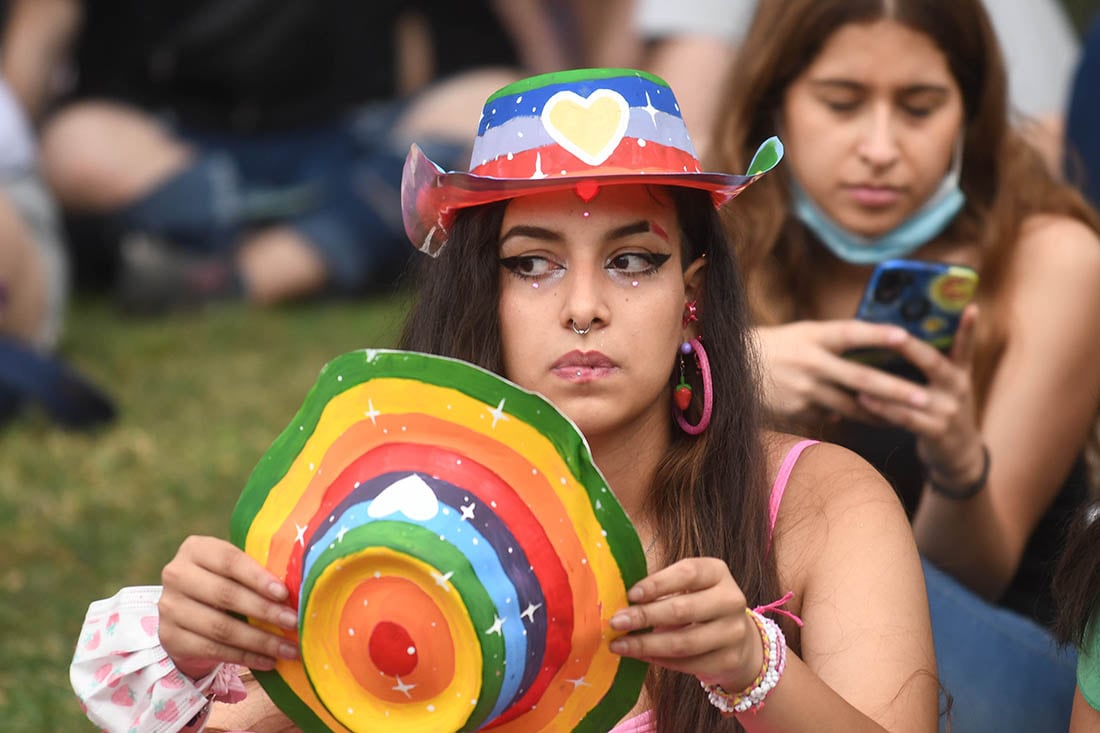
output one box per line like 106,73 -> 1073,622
909,391 -> 930,407
888,328 -> 907,343
268,582 -> 288,600
279,643 -> 299,660
253,657 -> 276,671
610,612 -> 632,630
609,639 -> 627,654
627,586 -> 644,602
278,611 -> 298,629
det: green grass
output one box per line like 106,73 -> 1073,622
0,294 -> 409,731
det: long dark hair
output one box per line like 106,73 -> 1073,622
709,0 -> 1100,416
400,187 -> 781,732
1053,507 -> 1100,646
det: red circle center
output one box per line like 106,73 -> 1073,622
368,620 -> 419,677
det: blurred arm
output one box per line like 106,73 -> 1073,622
1,0 -> 83,123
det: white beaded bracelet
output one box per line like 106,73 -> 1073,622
701,608 -> 787,715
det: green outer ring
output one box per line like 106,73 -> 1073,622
231,349 -> 648,731
485,68 -> 668,104
299,521 -> 503,733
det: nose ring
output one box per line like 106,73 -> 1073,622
571,320 -> 592,336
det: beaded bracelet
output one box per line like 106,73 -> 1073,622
701,608 -> 787,716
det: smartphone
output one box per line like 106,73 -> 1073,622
846,259 -> 979,370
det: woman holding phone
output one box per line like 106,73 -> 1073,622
708,1 -> 1100,731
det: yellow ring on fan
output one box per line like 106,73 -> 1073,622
302,548 -> 482,732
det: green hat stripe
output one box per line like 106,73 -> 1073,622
486,68 -> 669,104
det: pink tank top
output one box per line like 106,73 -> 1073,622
607,439 -> 818,733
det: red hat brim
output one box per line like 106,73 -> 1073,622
401,143 -> 777,256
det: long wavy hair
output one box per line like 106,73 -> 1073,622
400,186 -> 782,731
1053,507 -> 1100,647
708,0 -> 1100,419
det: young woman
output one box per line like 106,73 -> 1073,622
71,69 -> 936,732
708,1 -> 1100,730
1054,508 -> 1100,732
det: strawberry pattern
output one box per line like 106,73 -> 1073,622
70,586 -> 245,732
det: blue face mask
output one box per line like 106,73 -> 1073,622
791,148 -> 966,265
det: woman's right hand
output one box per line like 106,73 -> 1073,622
753,320 -> 925,425
158,535 -> 300,680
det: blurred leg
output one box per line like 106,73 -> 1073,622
0,190 -> 47,343
236,227 -> 327,305
39,100 -> 192,211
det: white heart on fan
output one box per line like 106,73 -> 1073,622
367,474 -> 440,521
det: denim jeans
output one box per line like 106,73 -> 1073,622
118,100 -> 470,294
924,558 -> 1075,732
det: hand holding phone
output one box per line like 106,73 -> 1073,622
846,259 -> 979,370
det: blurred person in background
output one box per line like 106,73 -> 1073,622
594,0 -> 1082,168
1,0 -> 573,315
709,0 -> 1100,729
1053,504 -> 1100,732
1065,12 -> 1100,209
0,37 -> 112,428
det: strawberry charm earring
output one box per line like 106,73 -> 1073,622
673,302 -> 712,434
674,342 -> 694,410
676,300 -> 700,409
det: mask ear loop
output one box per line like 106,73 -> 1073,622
945,134 -> 965,187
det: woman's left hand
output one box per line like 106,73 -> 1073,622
608,557 -> 763,691
856,304 -> 986,483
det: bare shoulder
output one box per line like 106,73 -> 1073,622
1004,213 -> 1100,336
1011,214 -> 1100,287
765,433 -> 914,601
764,430 -> 904,516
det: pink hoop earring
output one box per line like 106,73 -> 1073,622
674,337 -> 713,435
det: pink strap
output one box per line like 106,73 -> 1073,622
608,709 -> 656,732
768,439 -> 819,542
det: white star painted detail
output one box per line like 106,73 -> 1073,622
364,399 -> 381,425
642,91 -> 660,127
432,570 -> 454,590
520,603 -> 542,623
486,615 -> 506,635
460,503 -> 476,521
295,523 -> 308,547
531,152 -> 546,179
392,677 -> 416,697
488,399 -> 508,428
566,676 -> 591,688
336,525 -> 350,543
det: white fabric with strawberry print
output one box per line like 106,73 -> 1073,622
70,585 -> 243,732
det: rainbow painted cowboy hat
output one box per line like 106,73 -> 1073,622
401,67 -> 783,255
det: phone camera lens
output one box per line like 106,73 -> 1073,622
873,271 -> 909,304
901,297 -> 931,321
